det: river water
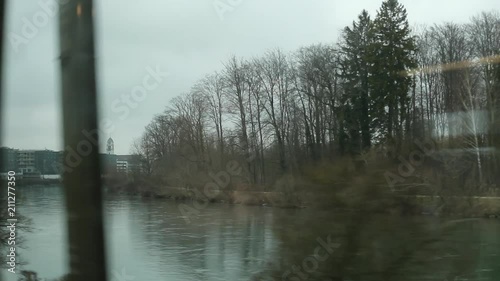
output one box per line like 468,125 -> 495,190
4,185 -> 500,281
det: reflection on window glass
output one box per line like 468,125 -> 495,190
1,0 -> 499,280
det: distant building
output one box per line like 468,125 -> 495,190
127,155 -> 142,174
116,155 -> 141,174
100,153 -> 118,175
35,150 -> 61,174
0,147 -> 18,172
17,150 -> 36,173
2,139 -> 142,177
1,147 -> 62,175
106,138 -> 114,155
116,159 -> 128,173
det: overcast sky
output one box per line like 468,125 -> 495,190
1,0 -> 498,154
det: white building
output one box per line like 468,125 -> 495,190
17,150 -> 36,173
116,159 -> 128,173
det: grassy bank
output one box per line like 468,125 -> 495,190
104,179 -> 500,218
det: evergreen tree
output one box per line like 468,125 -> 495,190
371,0 -> 418,150
339,10 -> 374,152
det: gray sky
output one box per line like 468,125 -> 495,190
1,0 -> 498,154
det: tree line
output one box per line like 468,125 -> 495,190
133,0 -> 500,193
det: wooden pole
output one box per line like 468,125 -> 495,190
0,0 -> 5,148
0,2 -> 5,280
58,1 -> 107,280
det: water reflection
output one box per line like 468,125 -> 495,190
267,210 -> 500,281
120,198 -> 279,280
6,186 -> 500,281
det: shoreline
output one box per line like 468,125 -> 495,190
6,180 -> 500,219
105,182 -> 500,219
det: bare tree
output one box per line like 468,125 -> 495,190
194,72 -> 226,166
222,56 -> 253,180
254,49 -> 295,173
431,23 -> 472,137
468,11 -> 500,182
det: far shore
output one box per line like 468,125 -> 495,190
104,181 -> 500,219
5,179 -> 499,219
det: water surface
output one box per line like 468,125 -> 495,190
4,186 -> 500,280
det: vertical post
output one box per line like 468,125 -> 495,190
0,0 -> 5,148
1,2 -> 6,281
58,1 -> 107,281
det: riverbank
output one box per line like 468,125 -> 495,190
11,186 -> 500,281
7,179 -> 500,218
105,181 -> 500,218
106,183 -> 302,208
0,178 -> 61,187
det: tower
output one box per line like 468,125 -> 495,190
106,137 -> 114,155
